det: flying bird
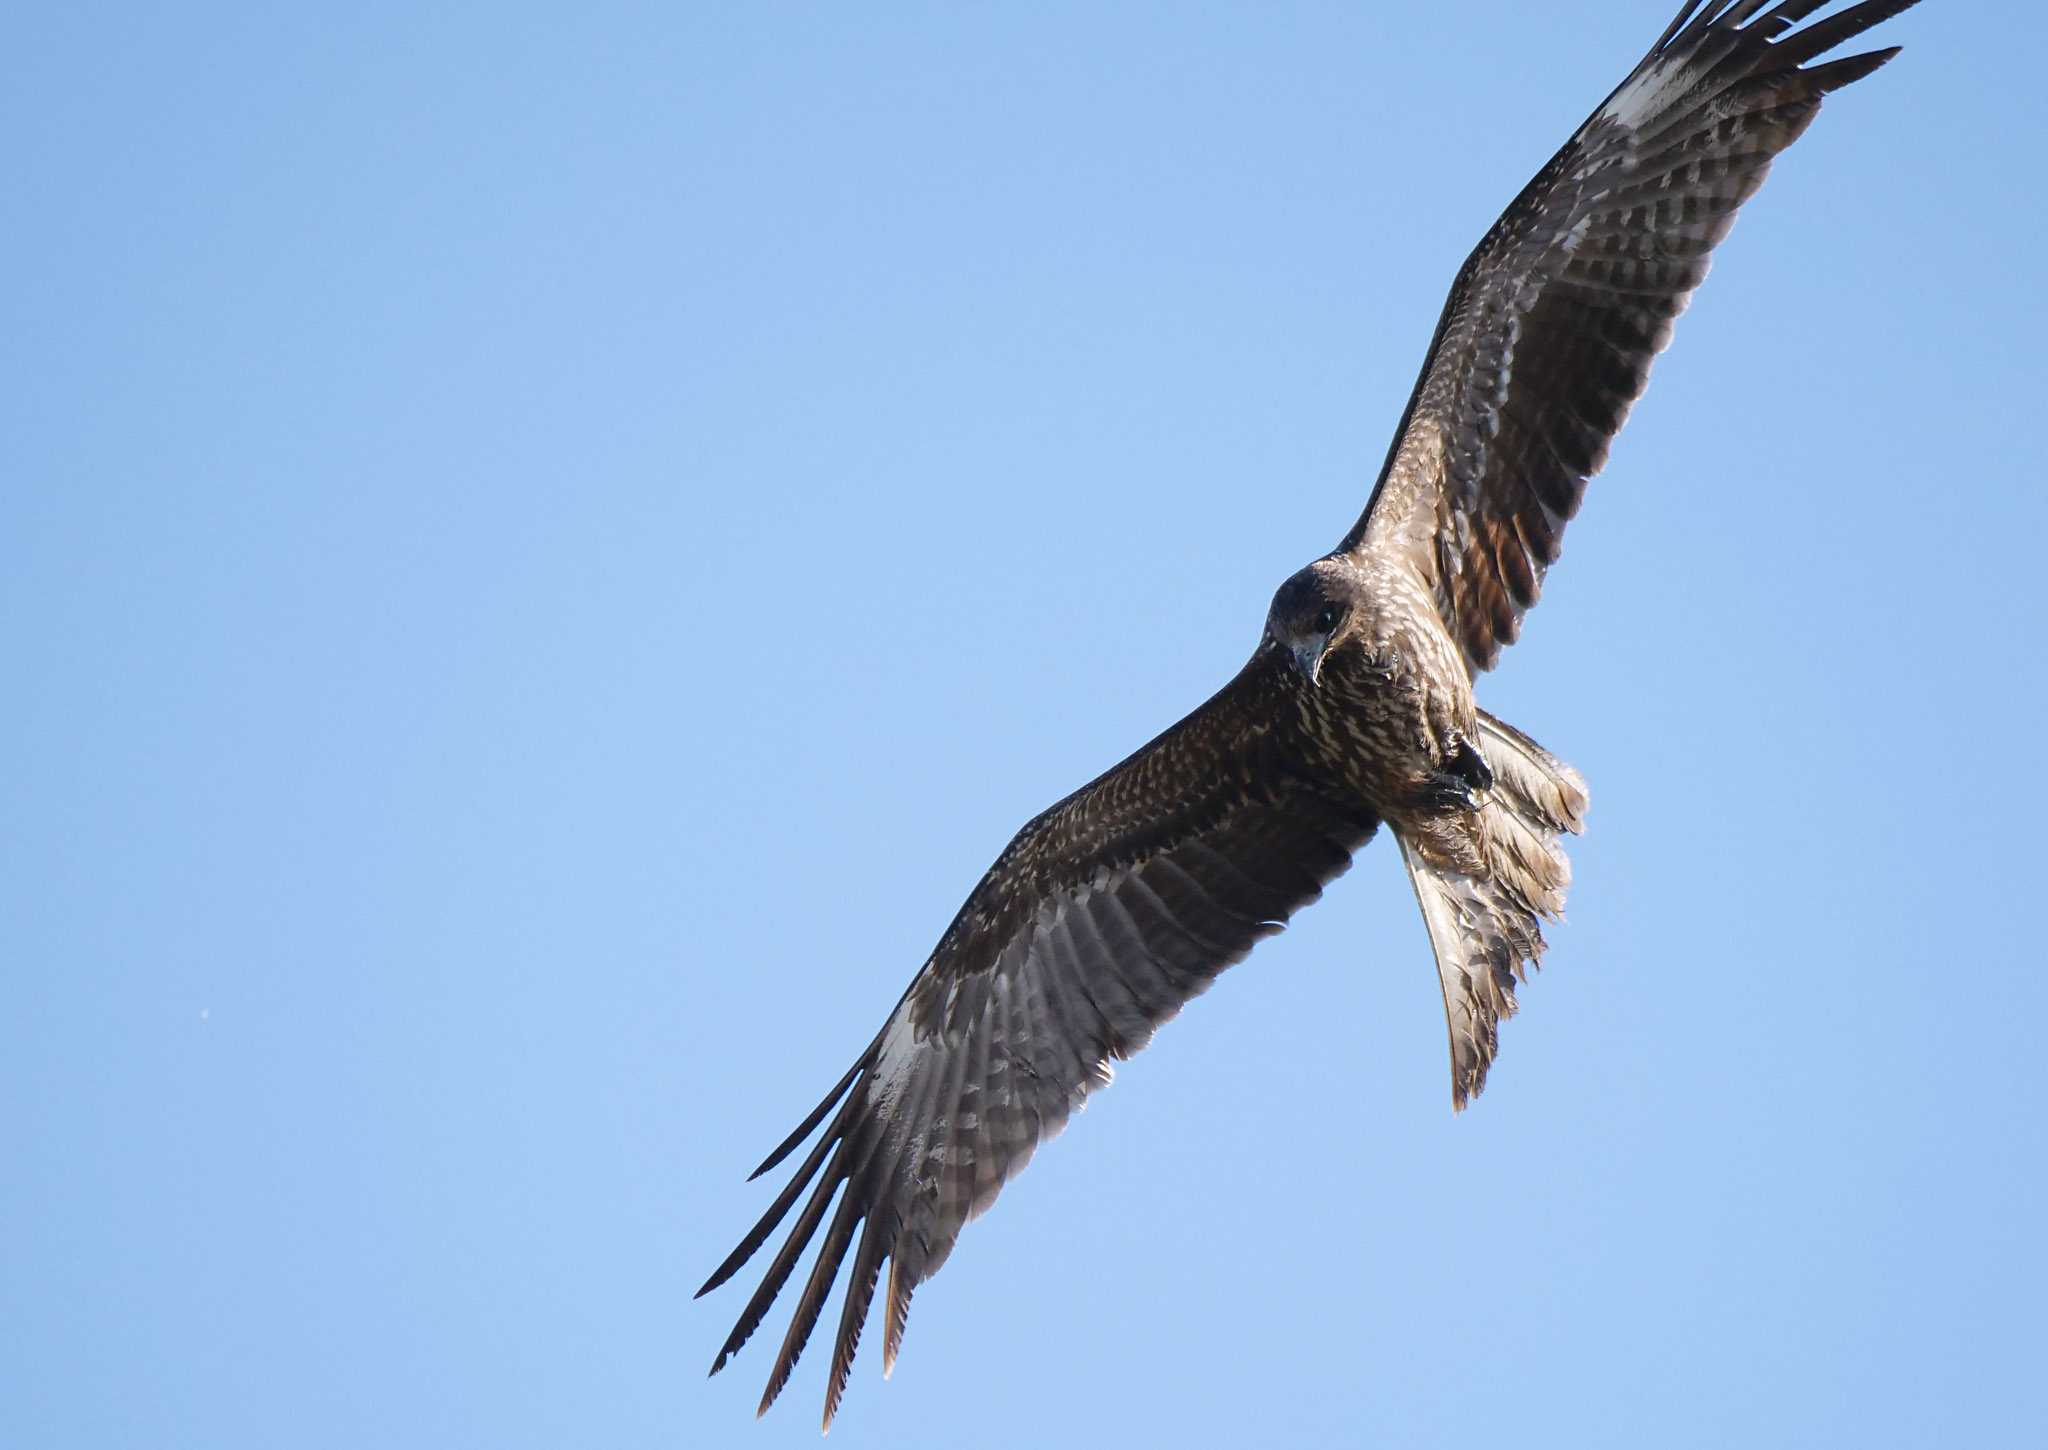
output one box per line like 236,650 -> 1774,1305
701,0 -> 1923,1426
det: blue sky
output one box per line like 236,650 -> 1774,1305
6,3 -> 2042,1446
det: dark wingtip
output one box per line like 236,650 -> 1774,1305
1772,0 -> 1921,71
696,1243 -> 752,1301
1652,0 -> 1715,57
749,1057 -> 865,1181
701,1057 -> 879,1303
1804,45 -> 1902,96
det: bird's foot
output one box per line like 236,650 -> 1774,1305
1420,736 -> 1494,813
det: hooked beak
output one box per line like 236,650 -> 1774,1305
1290,639 -> 1327,687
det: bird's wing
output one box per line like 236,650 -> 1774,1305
698,648 -> 1379,1428
1341,0 -> 1917,675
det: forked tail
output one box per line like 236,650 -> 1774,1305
1399,710 -> 1588,1109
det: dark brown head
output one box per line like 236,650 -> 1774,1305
1264,557 -> 1368,687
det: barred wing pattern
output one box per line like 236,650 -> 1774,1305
698,652 -> 1379,1427
1344,0 -> 1917,674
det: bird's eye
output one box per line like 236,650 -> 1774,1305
1314,605 -> 1342,633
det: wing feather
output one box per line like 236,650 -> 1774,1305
1342,0 -> 1920,673
699,650 -> 1378,1426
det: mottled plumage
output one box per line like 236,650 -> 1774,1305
700,1 -> 1923,1427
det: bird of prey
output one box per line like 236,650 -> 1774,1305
702,0 -> 1923,1426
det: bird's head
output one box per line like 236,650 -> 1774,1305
1264,558 -> 1365,687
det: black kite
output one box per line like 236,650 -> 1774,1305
700,0 -> 1925,1426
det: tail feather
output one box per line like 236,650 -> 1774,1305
1402,712 -> 1588,1110
1476,711 -> 1587,836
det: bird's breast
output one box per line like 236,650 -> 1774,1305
1296,593 -> 1472,807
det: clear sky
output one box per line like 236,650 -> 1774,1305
6,3 -> 2042,1447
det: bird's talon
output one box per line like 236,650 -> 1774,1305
1420,737 -> 1494,813
1419,772 -> 1481,813
1448,736 -> 1494,793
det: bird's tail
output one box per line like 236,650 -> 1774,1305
1398,710 -> 1588,1110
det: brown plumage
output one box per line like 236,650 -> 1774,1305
700,0 -> 1923,1427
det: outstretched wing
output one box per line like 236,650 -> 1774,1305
1342,0 -> 1919,674
697,649 -> 1378,1428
